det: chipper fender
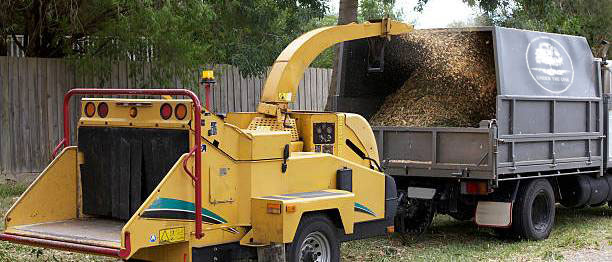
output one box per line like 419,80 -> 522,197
245,190 -> 355,245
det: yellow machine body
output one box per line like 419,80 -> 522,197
1,19 -> 412,261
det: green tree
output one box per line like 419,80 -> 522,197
500,0 -> 611,57
325,0 -> 358,110
416,0 -> 611,57
304,14 -> 339,68
325,0 -> 403,110
359,0 -> 403,22
1,0 -> 329,84
306,0 -> 404,69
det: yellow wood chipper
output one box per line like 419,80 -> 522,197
0,19 -> 413,261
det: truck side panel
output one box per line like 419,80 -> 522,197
373,127 -> 495,179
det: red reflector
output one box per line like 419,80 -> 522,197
97,102 -> 109,118
466,183 -> 479,194
160,103 -> 172,120
464,181 -> 489,195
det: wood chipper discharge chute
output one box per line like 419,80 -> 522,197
1,19 -> 415,262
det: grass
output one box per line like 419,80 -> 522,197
0,183 -> 610,261
342,207 -> 612,261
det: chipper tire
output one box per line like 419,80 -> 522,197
286,214 -> 340,262
511,178 -> 556,240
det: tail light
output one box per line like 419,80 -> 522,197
461,181 -> 489,195
175,104 -> 187,120
84,102 -> 96,117
160,103 -> 172,120
98,102 -> 109,118
267,203 -> 281,214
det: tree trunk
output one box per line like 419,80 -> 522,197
0,36 -> 6,56
325,0 -> 358,111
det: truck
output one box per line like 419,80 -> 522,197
0,19 -> 413,262
333,27 -> 612,240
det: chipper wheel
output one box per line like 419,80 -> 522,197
286,214 -> 340,262
509,178 -> 556,240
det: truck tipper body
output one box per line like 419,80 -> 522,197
336,27 -> 612,239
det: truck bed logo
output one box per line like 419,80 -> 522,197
526,36 -> 574,94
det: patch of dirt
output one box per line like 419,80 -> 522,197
562,245 -> 612,262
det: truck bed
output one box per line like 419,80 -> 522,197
374,120 -> 604,181
373,126 -> 496,179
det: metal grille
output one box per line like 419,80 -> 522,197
247,117 -> 299,141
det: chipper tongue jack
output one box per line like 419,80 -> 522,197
0,19 -> 413,262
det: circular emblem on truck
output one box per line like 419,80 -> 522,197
525,36 -> 574,94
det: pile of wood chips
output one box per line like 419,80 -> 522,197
369,29 -> 497,127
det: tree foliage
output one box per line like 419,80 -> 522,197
308,0 -> 404,69
358,0 -> 403,22
1,0 -> 329,84
417,0 -> 611,57
499,0 -> 611,57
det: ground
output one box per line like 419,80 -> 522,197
0,184 -> 610,261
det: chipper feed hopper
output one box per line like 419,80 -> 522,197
0,19 -> 413,262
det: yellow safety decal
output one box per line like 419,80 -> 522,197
159,227 -> 185,244
278,92 -> 292,102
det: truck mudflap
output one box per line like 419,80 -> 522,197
474,201 -> 512,228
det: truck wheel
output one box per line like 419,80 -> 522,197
511,179 -> 555,240
395,198 -> 435,235
286,214 -> 340,262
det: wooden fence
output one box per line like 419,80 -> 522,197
0,56 -> 332,177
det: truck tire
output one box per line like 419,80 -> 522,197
286,214 -> 340,262
606,176 -> 612,202
511,179 -> 555,240
588,176 -> 610,207
395,198 -> 435,235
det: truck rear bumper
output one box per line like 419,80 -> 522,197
0,232 -> 131,258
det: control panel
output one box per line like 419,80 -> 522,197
313,122 -> 335,154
